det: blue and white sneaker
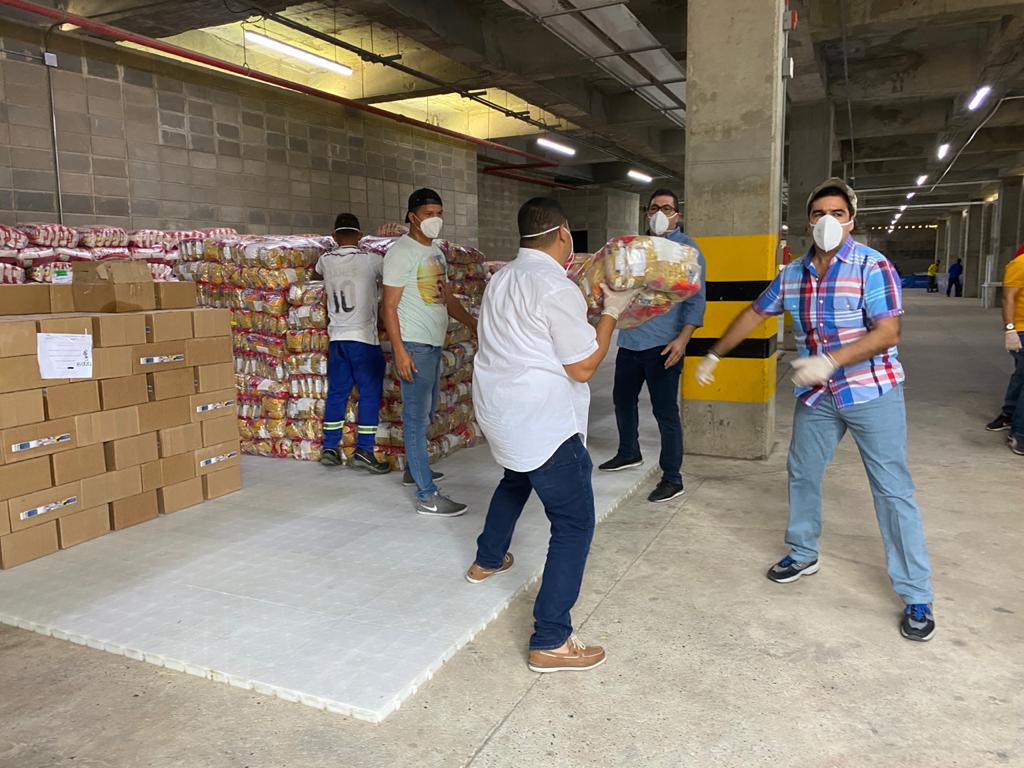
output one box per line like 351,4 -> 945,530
766,555 -> 820,583
900,603 -> 936,641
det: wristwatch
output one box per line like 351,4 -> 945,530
1007,323 -> 1017,331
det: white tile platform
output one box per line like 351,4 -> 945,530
0,367 -> 660,722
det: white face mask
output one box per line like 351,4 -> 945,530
648,210 -> 672,236
414,215 -> 443,240
522,223 -> 574,272
812,214 -> 852,252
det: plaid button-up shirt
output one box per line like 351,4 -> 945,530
753,238 -> 905,408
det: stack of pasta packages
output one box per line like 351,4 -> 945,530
0,223 -> 235,285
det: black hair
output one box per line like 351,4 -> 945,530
647,188 -> 679,211
518,197 -> 566,248
334,212 -> 361,231
807,186 -> 852,216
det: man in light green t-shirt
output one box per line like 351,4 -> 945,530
383,188 -> 478,517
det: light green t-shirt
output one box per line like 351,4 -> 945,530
382,234 -> 449,347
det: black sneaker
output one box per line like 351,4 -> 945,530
766,555 -> 820,583
320,448 -> 344,467
900,603 -> 936,641
598,455 -> 643,472
415,493 -> 467,517
350,448 -> 391,474
648,480 -> 685,503
986,413 -> 1011,431
1010,433 -> 1024,456
402,468 -> 444,487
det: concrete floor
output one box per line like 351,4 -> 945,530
2,293 -> 1021,768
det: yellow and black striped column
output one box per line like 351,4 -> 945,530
681,0 -> 785,459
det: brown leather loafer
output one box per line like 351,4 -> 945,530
528,635 -> 606,673
465,552 -> 514,584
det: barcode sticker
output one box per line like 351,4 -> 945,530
20,495 -> 78,521
11,433 -> 72,454
199,450 -> 238,468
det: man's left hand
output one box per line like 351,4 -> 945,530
790,354 -> 838,386
661,337 -> 687,368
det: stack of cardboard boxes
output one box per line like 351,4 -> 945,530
0,293 -> 241,570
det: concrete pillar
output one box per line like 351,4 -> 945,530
965,205 -> 984,299
945,211 -> 963,272
682,0 -> 785,459
995,175 -> 1023,280
786,100 -> 833,258
934,219 -> 948,267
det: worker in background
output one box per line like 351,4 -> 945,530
468,197 -> 638,673
693,177 -> 936,642
383,188 -> 477,516
317,213 -> 390,474
597,188 -> 706,503
985,241 -> 1024,456
947,258 -> 964,297
927,259 -> 940,292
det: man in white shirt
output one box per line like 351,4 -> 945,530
317,213 -> 390,473
467,197 -> 637,673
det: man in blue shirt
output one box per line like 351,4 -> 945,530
947,258 -> 964,297
597,188 -> 707,502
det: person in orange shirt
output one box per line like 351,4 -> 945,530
985,242 -> 1024,455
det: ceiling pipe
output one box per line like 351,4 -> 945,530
0,0 -> 569,188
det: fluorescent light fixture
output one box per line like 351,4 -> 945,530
937,143 -> 950,160
244,30 -> 353,76
907,192 -> 916,200
967,85 -> 991,111
899,205 -> 907,211
915,175 -> 928,186
59,23 -> 79,32
894,213 -> 902,220
627,169 -> 653,183
536,137 -> 576,157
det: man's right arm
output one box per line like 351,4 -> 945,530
1003,287 -> 1019,326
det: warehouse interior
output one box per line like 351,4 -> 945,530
1,0 -> 1023,766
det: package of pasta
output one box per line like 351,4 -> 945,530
601,235 -> 701,298
287,281 -> 325,307
1,263 -> 26,284
616,288 -> 679,330
287,303 -> 327,329
0,225 -> 29,249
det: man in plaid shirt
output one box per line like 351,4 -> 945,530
694,178 -> 935,642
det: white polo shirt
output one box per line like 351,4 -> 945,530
473,248 -> 598,472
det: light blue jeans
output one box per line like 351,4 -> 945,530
400,342 -> 441,501
786,385 -> 934,604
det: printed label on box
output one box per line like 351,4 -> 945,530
139,354 -> 186,365
195,400 -> 234,414
37,333 -> 93,379
20,495 -> 78,521
198,450 -> 238,468
11,433 -> 73,453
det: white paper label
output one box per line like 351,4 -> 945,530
196,400 -> 233,413
199,450 -> 238,468
139,354 -> 186,365
37,333 -> 93,379
11,432 -> 72,454
20,495 -> 78,521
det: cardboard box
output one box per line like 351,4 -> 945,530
201,414 -> 238,447
92,346 -> 133,379
185,336 -> 232,366
0,390 -> 45,429
0,501 -> 8,536
43,380 -> 101,420
145,310 -> 195,343
104,432 -> 158,470
7,481 -> 82,532
74,406 -> 140,446
202,464 -> 241,500
157,421 -> 201,457
0,355 -> 46,394
80,465 -> 142,509
73,261 -> 155,313
91,313 -> 147,347
51,444 -> 106,485
191,308 -> 232,338
194,362 -> 234,393
0,284 -> 50,316
37,315 -> 94,336
57,504 -> 110,548
0,521 -> 58,569
110,490 -> 159,530
158,476 -> 203,515
138,396 -> 191,433
194,440 -> 240,477
155,282 -> 197,310
0,456 -> 52,502
2,417 -> 77,464
132,340 -> 189,374
0,319 -> 37,357
140,459 -> 163,492
189,388 -> 236,423
49,284 -> 75,313
99,375 -> 149,410
147,368 -> 196,400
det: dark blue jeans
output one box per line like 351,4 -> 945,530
1002,333 -> 1024,438
323,341 -> 385,452
613,346 -> 684,485
474,435 -> 595,650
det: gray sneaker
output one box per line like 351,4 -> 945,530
415,493 -> 467,518
403,468 -> 445,487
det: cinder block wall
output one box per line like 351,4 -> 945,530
477,173 -> 538,259
0,23 -> 479,244
554,188 -> 640,253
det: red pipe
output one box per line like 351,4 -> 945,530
0,0 -> 565,184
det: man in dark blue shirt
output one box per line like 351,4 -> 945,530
947,258 -> 964,297
597,188 -> 706,502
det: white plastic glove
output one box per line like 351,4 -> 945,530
790,354 -> 838,386
1006,329 -> 1022,353
599,283 -> 640,320
695,353 -> 720,386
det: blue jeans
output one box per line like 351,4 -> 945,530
400,342 -> 441,500
323,341 -> 385,452
1000,333 -> 1024,438
786,385 -> 933,605
474,435 -> 595,650
613,346 -> 684,485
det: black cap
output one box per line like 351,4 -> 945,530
407,187 -> 443,215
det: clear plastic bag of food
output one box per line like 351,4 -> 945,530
601,235 -> 701,297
